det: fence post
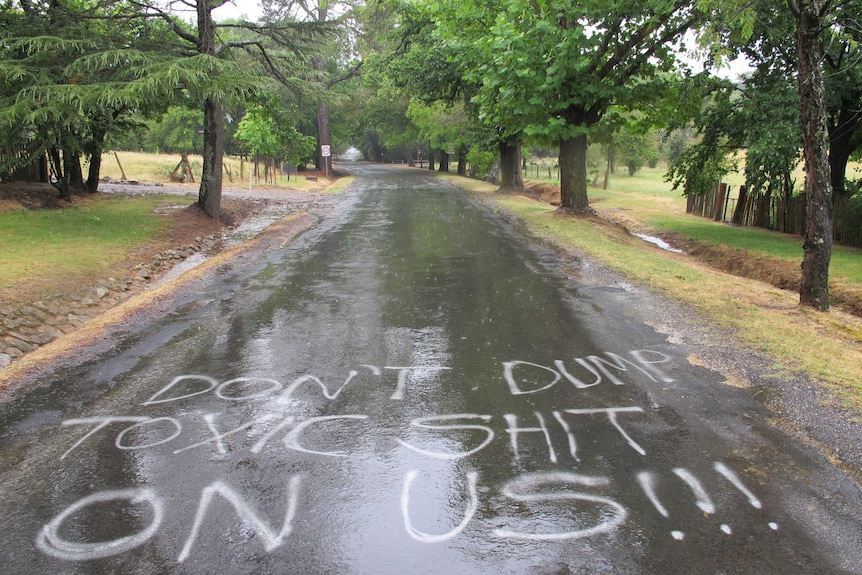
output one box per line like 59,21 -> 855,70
713,182 -> 726,221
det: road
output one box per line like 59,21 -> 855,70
1,163 -> 860,574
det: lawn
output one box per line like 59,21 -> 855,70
538,165 -> 862,285
0,194 -> 188,289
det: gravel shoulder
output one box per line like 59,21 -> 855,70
470,181 -> 862,489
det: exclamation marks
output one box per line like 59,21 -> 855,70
637,462 -> 779,540
672,468 -> 716,514
713,462 -> 761,509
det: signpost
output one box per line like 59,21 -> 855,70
321,145 -> 331,178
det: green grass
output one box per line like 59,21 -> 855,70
99,151 -> 323,189
535,165 -> 862,285
0,194 -> 188,288
323,176 -> 355,194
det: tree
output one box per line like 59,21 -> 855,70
0,0 -> 178,197
119,0 -> 324,218
615,123 -> 661,177
235,96 -> 316,176
262,0 -> 363,172
406,101 -> 455,172
666,71 -> 802,203
417,0 -> 527,191
705,0 -> 862,200
698,0 -> 862,309
478,1 -> 702,211
144,106 -> 205,155
787,0 -> 834,309
135,0 -> 254,218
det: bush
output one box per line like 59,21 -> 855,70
466,147 -> 496,179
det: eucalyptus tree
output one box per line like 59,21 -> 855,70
785,0 -> 836,309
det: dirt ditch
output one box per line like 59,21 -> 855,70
523,180 -> 862,317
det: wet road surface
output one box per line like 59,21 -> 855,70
1,164 -> 860,574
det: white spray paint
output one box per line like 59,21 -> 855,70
36,488 -> 164,560
397,414 -> 494,460
178,477 -> 302,563
401,470 -> 479,543
492,473 -> 627,541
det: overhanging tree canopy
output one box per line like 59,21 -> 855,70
476,0 -> 703,211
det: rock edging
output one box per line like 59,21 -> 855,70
0,235 -> 220,369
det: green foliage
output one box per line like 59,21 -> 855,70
659,127 -> 696,164
666,67 -> 804,198
144,107 -> 204,154
615,125 -> 661,176
427,0 -> 706,206
469,1 -> 701,140
692,0 -> 862,200
0,0 -> 318,200
740,72 -> 801,196
465,146 -> 496,178
406,100 -> 471,152
235,96 -> 316,165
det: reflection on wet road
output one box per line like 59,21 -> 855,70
1,164 -> 860,574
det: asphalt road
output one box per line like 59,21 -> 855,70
1,164 -> 860,574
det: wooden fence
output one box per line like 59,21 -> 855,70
0,149 -> 49,183
687,182 -> 862,248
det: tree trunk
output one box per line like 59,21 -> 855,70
196,0 -> 224,220
85,129 -> 106,194
198,97 -> 224,219
438,151 -> 450,173
49,147 -> 70,202
312,2 -> 331,171
457,146 -> 467,176
399,144 -> 414,166
65,151 -> 83,190
498,135 -> 524,191
428,149 -> 436,171
791,0 -> 833,311
559,133 -> 590,211
828,103 -> 858,198
86,150 -> 102,193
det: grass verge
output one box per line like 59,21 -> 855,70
0,194 -> 188,289
438,172 -> 862,416
323,176 -> 355,194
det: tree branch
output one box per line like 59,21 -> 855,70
127,0 -> 199,46
325,60 -> 363,89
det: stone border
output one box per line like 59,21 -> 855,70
0,234 -> 221,369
